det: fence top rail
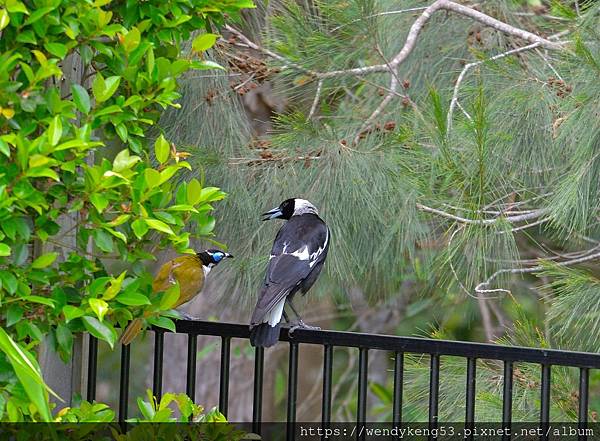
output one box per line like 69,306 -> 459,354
164,320 -> 600,368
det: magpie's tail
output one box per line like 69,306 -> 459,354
250,323 -> 281,347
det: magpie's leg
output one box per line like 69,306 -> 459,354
288,299 -> 320,333
283,310 -> 291,323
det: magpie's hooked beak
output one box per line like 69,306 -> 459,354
262,207 -> 282,221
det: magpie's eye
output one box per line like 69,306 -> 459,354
213,253 -> 223,262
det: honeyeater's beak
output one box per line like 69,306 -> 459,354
225,253 -> 233,258
261,207 -> 282,221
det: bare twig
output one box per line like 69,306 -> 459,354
229,155 -> 321,165
416,203 -> 548,225
477,292 -> 496,342
354,75 -> 399,144
307,79 -> 323,120
447,42 -> 542,131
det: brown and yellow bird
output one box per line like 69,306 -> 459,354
119,249 -> 232,345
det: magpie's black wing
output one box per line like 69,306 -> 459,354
251,214 -> 330,325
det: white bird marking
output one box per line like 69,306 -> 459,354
202,265 -> 212,277
292,199 -> 318,216
265,297 -> 286,326
290,245 -> 310,261
309,228 -> 329,268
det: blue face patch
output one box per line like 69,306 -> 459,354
212,252 -> 224,262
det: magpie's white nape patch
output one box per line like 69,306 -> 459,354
292,199 -> 318,216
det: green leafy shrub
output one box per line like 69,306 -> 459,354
0,0 -> 253,421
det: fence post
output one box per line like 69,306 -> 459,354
38,51 -> 89,410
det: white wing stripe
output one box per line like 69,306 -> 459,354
265,297 -> 286,326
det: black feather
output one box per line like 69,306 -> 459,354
249,323 -> 281,347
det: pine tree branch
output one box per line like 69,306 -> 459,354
225,1 -> 565,142
307,79 -> 323,120
476,250 -> 600,295
416,203 -> 548,225
225,1 -> 562,81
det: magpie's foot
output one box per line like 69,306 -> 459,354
289,321 -> 321,333
178,312 -> 200,321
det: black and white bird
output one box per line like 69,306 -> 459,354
250,198 -> 330,348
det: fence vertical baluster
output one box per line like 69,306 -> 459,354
186,334 -> 197,401
465,357 -> 476,440
428,354 -> 440,441
86,335 -> 98,402
540,364 -> 551,441
393,352 -> 404,427
253,346 -> 264,435
357,348 -> 368,441
153,331 -> 164,401
118,344 -> 130,422
322,345 -> 333,432
219,336 -> 231,417
579,367 -> 589,441
502,360 -> 514,441
287,342 -> 299,441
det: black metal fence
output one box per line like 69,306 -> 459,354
85,320 -> 600,440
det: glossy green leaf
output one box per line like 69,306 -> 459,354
0,138 -> 9,157
159,283 -> 180,310
22,296 -> 55,307
63,305 -> 85,322
31,252 -> 58,269
48,116 -> 62,147
0,328 -> 52,421
144,169 -> 161,188
147,316 -> 175,333
154,135 -> 169,164
103,271 -> 126,300
122,27 -> 141,53
6,304 -> 23,327
5,0 -> 29,14
191,33 -> 219,52
190,60 -> 225,71
90,193 -> 109,213
0,9 -> 10,31
145,219 -> 174,235
100,76 -> 121,103
93,230 -> 113,253
115,292 -> 150,306
82,316 -> 117,349
113,149 -> 140,172
0,243 -> 10,257
44,42 -> 67,59
187,179 -> 202,205
131,219 -> 149,239
71,84 -> 91,114
89,298 -> 109,321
